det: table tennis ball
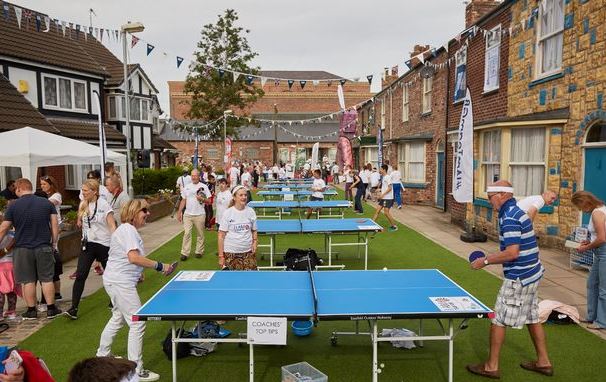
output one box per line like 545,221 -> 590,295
380,363 -> 385,368
377,369 -> 382,374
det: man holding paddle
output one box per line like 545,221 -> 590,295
467,180 -> 553,379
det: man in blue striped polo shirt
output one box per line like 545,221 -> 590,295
467,180 -> 553,379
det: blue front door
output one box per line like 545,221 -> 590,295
583,147 -> 606,224
436,152 -> 445,209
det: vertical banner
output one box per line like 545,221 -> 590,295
224,137 -> 232,172
193,132 -> 199,169
311,142 -> 319,169
377,127 -> 383,167
337,83 -> 345,110
453,88 -> 473,203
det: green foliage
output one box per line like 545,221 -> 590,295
132,167 -> 185,196
0,196 -> 6,212
64,210 -> 78,223
184,9 -> 264,138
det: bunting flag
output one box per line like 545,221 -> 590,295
260,77 -> 268,87
233,72 -> 241,82
287,79 -> 294,89
327,80 -> 332,87
131,35 -> 139,48
339,79 -> 346,86
61,21 -> 67,37
42,16 -> 50,32
274,79 -> 280,86
299,80 -> 306,89
14,6 -> 22,29
312,80 -> 319,87
366,75 -> 373,84
146,43 -> 155,56
100,28 -> 104,41
245,75 -> 254,85
218,68 -> 225,78
176,56 -> 184,68
75,24 -> 80,39
35,15 -> 40,32
3,4 -> 9,21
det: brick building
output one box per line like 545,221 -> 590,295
466,0 -> 606,247
163,71 -> 373,167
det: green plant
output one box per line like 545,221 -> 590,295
64,210 -> 78,223
132,166 -> 186,196
0,196 -> 7,212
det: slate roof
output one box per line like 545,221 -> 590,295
0,74 -> 59,133
46,117 -> 125,143
152,134 -> 176,150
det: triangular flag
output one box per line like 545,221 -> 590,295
274,79 -> 280,86
131,35 -> 139,48
312,80 -> 319,86
14,6 -> 22,29
287,79 -> 294,89
299,80 -> 306,89
35,15 -> 41,32
339,79 -> 347,86
176,56 -> 184,68
366,75 -> 373,84
61,21 -> 67,37
146,43 -> 155,56
245,75 -> 254,85
443,43 -> 449,53
100,28 -> 104,41
2,4 -> 9,21
416,52 -> 425,64
42,16 -> 50,32
404,59 -> 412,69
218,69 -> 225,77
75,24 -> 81,39
233,72 -> 241,82
260,77 -> 267,87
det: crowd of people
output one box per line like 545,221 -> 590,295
0,156 -> 604,381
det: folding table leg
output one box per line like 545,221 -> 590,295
249,343 -> 255,382
372,320 -> 379,382
448,319 -> 454,382
172,322 -> 177,382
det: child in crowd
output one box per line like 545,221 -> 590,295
214,178 -> 232,231
0,214 -> 19,320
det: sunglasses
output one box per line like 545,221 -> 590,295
140,207 -> 149,214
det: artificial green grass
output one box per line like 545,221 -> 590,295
20,193 -> 606,381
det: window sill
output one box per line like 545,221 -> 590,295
473,198 -> 491,208
482,88 -> 499,96
452,98 -> 464,105
403,182 -> 428,189
528,72 -> 564,88
421,111 -> 432,117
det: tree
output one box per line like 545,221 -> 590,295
184,9 -> 264,138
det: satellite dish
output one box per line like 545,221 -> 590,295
420,65 -> 434,79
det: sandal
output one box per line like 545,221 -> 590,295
520,361 -> 553,376
466,364 -> 500,379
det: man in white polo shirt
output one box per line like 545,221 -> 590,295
517,190 -> 557,221
305,169 -> 326,219
372,164 -> 398,232
177,169 -> 211,261
240,167 -> 253,202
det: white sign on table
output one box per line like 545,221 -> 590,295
175,271 -> 215,282
247,317 -> 287,345
429,296 -> 484,312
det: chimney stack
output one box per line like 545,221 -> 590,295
465,0 -> 501,28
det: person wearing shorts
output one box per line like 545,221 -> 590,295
372,165 -> 397,232
306,169 -> 326,219
467,180 -> 552,379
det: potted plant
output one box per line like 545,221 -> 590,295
63,210 -> 78,231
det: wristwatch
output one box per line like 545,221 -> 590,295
483,257 -> 489,266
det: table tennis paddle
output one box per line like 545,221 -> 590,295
468,250 -> 486,263
356,219 -> 367,223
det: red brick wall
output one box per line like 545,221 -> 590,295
445,4 -> 511,224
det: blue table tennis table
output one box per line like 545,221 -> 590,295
248,200 -> 351,219
262,183 -> 317,189
135,269 -> 493,382
256,218 -> 382,269
257,189 -> 338,200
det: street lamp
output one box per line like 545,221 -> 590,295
223,109 -> 233,173
121,21 -> 145,197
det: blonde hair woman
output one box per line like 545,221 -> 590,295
97,199 -> 175,382
218,186 -> 258,270
65,179 -> 116,320
572,191 -> 606,330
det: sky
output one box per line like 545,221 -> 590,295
11,0 -> 466,116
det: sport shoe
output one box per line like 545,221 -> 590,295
21,310 -> 37,320
55,293 -> 63,301
180,255 -> 188,261
138,369 -> 160,382
195,253 -> 203,258
3,311 -> 17,320
388,225 -> 398,232
37,303 -> 47,312
47,307 -> 62,319
64,307 -> 78,320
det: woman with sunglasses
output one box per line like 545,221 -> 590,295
96,199 -> 175,382
65,179 -> 116,320
218,185 -> 258,270
38,175 -> 64,305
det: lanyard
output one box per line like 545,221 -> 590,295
87,200 -> 98,229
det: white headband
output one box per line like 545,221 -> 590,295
486,186 -> 514,193
231,185 -> 246,195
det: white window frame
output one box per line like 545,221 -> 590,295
380,99 -> 386,130
365,147 -> 378,167
207,148 -> 220,159
484,24 -> 501,93
42,74 -> 88,113
65,164 -> 101,190
402,86 -> 409,122
108,96 -> 117,119
481,130 -> 501,193
509,128 -> 548,198
422,77 -> 433,114
535,0 -> 565,78
399,142 -> 426,183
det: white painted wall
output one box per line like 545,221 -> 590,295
143,126 -> 151,150
8,66 -> 38,108
133,126 -> 142,149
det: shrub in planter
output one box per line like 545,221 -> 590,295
133,166 -> 186,196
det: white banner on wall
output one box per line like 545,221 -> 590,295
453,88 -> 473,203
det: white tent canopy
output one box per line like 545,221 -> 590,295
0,127 -> 126,180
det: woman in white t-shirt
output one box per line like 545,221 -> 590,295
390,165 -> 404,209
572,191 -> 606,330
214,178 -> 232,230
96,199 -> 175,382
65,179 -> 117,320
218,186 -> 258,270
344,165 -> 353,201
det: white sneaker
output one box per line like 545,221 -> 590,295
37,304 -> 47,312
138,370 -> 160,382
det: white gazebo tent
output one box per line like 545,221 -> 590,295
0,127 -> 126,180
